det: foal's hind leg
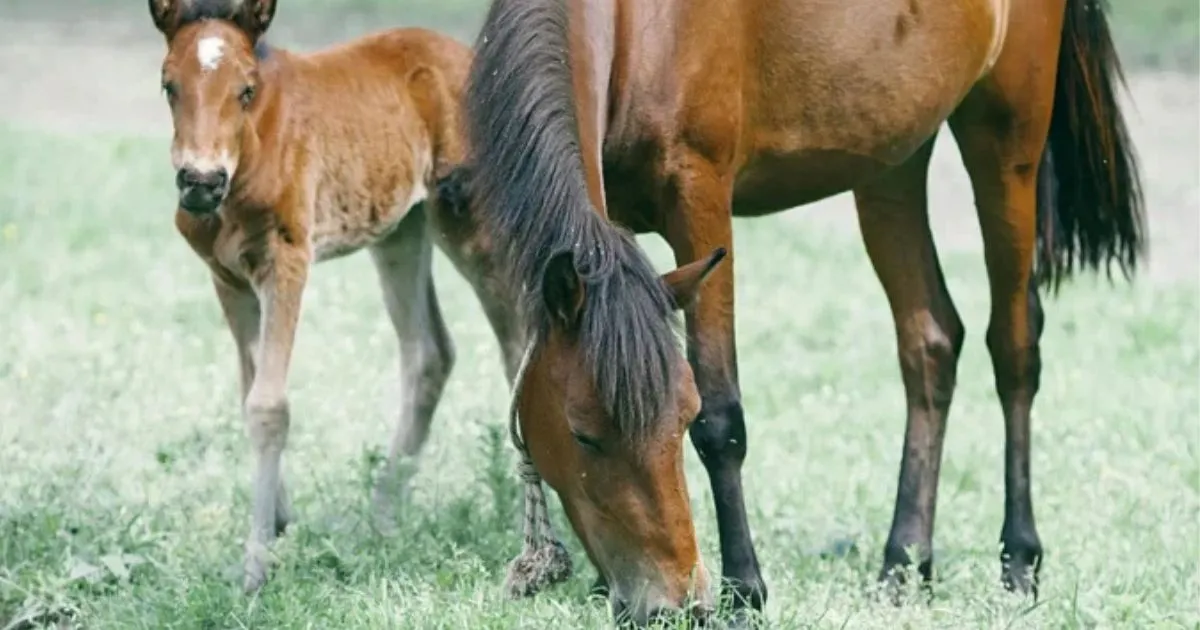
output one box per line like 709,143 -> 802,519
948,27 -> 1060,596
369,207 -> 456,527
854,137 -> 965,598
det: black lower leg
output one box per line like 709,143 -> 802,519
994,283 -> 1044,596
879,308 -> 964,596
689,394 -> 766,612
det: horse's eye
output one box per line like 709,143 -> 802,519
162,81 -> 178,100
571,431 -> 603,454
239,85 -> 256,107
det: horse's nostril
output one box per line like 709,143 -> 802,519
176,167 -> 228,190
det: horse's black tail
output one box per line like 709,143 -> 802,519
1036,0 -> 1147,292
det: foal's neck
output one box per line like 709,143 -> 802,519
229,49 -> 294,204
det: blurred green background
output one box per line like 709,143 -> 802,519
6,0 -> 1198,72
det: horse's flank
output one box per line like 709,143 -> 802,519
175,26 -> 470,283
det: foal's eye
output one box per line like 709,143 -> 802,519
239,85 -> 257,107
161,81 -> 178,101
571,431 -> 603,454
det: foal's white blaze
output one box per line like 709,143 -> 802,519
197,36 -> 226,71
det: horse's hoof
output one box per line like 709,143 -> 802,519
1001,558 -> 1040,599
874,563 -> 932,607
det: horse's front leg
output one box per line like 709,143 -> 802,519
239,241 -> 310,594
662,155 -> 767,617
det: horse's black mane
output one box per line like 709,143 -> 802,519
463,0 -> 680,436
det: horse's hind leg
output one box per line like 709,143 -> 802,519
854,136 -> 965,598
368,207 -> 456,527
947,11 -> 1062,597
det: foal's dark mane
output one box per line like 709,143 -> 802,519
169,0 -> 274,57
464,0 -> 679,436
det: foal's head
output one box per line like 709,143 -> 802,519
148,0 -> 277,214
515,243 -> 727,625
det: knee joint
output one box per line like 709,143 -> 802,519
425,336 -> 456,383
897,316 -> 964,407
245,392 -> 289,445
689,396 -> 747,468
985,324 -> 1042,394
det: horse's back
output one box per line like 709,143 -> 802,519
742,0 -> 1016,207
605,0 -> 1016,215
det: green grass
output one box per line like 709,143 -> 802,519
0,122 -> 1197,629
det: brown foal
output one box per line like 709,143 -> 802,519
451,0 -> 1145,625
148,0 -> 524,593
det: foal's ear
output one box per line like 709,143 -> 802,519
148,0 -> 178,36
662,247 -> 727,310
542,250 -> 586,332
237,0 -> 279,40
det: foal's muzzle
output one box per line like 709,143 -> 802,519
176,166 -> 229,214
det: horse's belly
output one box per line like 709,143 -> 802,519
310,179 -> 428,262
731,149 -> 888,216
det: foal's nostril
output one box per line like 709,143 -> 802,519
210,168 -> 229,189
176,166 -> 229,191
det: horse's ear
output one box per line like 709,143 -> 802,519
542,250 -> 585,332
238,0 -> 278,40
148,0 -> 177,36
662,247 -> 727,310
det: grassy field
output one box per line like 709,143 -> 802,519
1,0 -> 1198,627
0,121 -> 1196,628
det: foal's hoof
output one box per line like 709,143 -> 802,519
588,574 -> 610,599
243,543 -> 274,594
243,567 -> 268,594
370,501 -> 400,538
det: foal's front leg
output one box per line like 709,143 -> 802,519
213,276 -> 293,537
238,246 -> 310,594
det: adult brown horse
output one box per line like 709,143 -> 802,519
452,0 -> 1144,625
147,0 -> 525,593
